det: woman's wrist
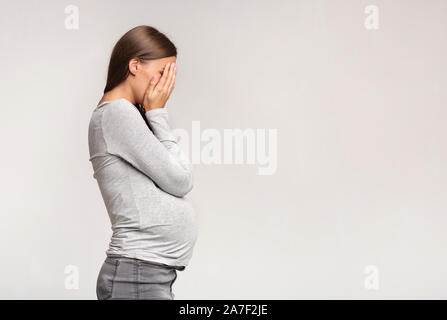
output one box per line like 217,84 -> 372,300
144,108 -> 176,143
144,105 -> 165,112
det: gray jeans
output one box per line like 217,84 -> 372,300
96,255 -> 183,300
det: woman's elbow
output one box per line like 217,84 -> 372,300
165,172 -> 194,197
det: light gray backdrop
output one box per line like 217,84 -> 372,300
0,0 -> 445,299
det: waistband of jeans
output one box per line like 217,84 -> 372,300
105,254 -> 186,271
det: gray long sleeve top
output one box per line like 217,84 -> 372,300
88,98 -> 198,269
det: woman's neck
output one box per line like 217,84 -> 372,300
98,82 -> 136,106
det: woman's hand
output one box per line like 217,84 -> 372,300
143,62 -> 177,112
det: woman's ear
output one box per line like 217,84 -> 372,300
128,58 -> 139,76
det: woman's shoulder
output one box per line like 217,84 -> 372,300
96,98 -> 140,119
96,100 -> 149,137
97,98 -> 135,110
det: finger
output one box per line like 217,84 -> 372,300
143,75 -> 158,106
156,62 -> 170,91
167,65 -> 176,94
163,62 -> 175,92
147,75 -> 158,96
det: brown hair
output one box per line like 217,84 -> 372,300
103,25 -> 177,94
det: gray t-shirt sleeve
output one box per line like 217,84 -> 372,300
101,103 -> 193,198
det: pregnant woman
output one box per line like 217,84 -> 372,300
88,25 -> 198,300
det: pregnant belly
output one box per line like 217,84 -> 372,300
126,164 -> 198,247
134,182 -> 198,246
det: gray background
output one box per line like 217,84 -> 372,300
0,0 -> 445,299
